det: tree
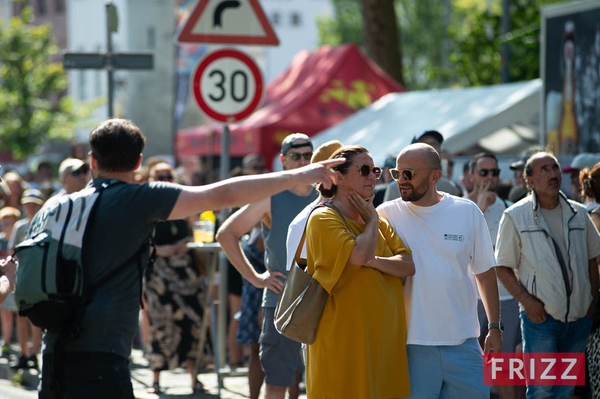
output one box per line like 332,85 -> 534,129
317,0 -> 450,89
360,0 -> 404,86
443,0 -> 567,86
317,0 -> 404,86
0,6 -> 78,159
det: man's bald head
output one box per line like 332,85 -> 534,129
397,143 -> 442,170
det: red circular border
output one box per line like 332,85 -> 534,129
191,49 -> 264,124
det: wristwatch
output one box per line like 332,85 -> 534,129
488,322 -> 504,332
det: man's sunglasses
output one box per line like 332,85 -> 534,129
155,174 -> 174,182
478,168 -> 501,177
390,168 -> 418,181
288,152 -> 313,161
356,165 -> 382,179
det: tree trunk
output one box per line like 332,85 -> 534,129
360,0 -> 404,86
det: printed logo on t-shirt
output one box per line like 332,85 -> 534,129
444,234 -> 464,242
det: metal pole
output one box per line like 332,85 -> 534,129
106,2 -> 115,118
217,124 -> 231,374
500,0 -> 511,83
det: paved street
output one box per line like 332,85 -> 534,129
0,348 -> 308,399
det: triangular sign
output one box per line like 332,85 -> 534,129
177,0 -> 279,46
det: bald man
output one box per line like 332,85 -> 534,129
377,143 -> 501,399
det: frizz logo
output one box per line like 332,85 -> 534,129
484,353 -> 585,386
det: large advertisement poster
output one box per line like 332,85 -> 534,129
542,1 -> 600,155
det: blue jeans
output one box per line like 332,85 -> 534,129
520,311 -> 592,399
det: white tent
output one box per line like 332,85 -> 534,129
311,79 -> 542,166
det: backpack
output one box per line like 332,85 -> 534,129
14,180 -> 123,331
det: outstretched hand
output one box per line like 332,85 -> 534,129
297,158 -> 346,190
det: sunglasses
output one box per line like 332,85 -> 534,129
71,169 -> 87,177
390,168 -> 419,181
356,165 -> 382,179
287,152 -> 313,161
155,174 -> 174,182
478,168 -> 501,177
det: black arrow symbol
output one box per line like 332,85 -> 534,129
214,0 -> 241,28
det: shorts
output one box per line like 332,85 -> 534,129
227,261 -> 243,296
259,307 -> 304,387
406,338 -> 488,399
237,242 -> 266,344
0,292 -> 17,311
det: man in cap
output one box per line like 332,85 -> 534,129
9,188 -> 46,371
285,140 -> 344,273
383,130 -> 462,202
56,158 -> 90,196
217,133 -> 319,399
562,153 -> 600,205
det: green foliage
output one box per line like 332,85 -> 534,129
316,0 -> 363,46
443,0 -> 567,86
0,6 -> 79,159
318,0 -> 570,89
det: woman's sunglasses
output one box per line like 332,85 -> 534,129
478,168 -> 501,177
356,165 -> 382,179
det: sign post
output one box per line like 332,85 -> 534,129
178,1 -> 278,384
62,2 -> 153,117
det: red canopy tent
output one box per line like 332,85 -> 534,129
175,43 -> 404,167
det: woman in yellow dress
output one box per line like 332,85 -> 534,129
305,145 -> 414,398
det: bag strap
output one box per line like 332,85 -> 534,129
294,202 -> 350,266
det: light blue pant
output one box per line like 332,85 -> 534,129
406,338 -> 488,399
521,311 -> 592,399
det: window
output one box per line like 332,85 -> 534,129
271,12 -> 280,26
38,0 -> 48,15
56,0 -> 65,13
290,12 -> 302,27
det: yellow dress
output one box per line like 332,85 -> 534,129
305,206 -> 411,399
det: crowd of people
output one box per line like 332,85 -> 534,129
0,119 -> 600,399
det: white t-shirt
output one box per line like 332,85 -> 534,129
286,198 -> 321,270
377,194 -> 496,345
482,196 -> 513,301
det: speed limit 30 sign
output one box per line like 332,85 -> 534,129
191,48 -> 264,124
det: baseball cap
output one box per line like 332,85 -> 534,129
411,130 -> 444,145
59,158 -> 88,179
310,140 -> 343,163
280,133 -> 313,155
561,153 -> 600,173
509,146 -> 545,171
21,189 -> 45,206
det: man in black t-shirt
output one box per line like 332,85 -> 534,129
38,119 -> 342,399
